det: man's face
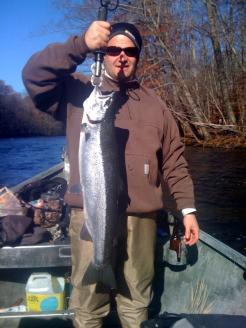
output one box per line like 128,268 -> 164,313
104,35 -> 138,82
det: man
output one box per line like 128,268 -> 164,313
23,21 -> 199,328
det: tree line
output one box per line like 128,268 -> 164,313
0,80 -> 65,138
52,0 -> 245,146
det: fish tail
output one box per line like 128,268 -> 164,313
81,263 -> 116,289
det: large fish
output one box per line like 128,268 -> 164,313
79,86 -> 119,289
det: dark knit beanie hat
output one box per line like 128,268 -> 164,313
109,22 -> 142,52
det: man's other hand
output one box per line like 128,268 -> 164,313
183,214 -> 199,246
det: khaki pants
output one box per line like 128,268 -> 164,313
69,208 -> 156,328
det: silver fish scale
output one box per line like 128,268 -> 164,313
79,87 -> 119,268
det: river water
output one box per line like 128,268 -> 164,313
0,137 -> 245,255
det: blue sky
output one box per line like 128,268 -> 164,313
0,0 -> 70,94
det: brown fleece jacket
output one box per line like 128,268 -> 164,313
22,34 -> 195,213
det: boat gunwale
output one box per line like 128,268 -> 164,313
10,162 -> 64,194
199,230 -> 246,270
0,310 -> 74,319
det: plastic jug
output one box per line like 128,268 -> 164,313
25,273 -> 65,312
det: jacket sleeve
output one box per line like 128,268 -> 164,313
161,106 -> 195,211
22,34 -> 89,120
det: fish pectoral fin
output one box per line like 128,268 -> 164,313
81,263 -> 116,290
80,223 -> 92,241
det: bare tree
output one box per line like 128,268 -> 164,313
204,0 -> 236,124
48,0 -> 245,144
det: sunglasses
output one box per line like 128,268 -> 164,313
105,46 -> 139,57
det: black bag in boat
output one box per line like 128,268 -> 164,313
20,226 -> 52,245
0,215 -> 32,246
0,215 -> 52,247
141,313 -> 187,328
18,177 -> 67,202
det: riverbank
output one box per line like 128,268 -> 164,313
183,135 -> 246,149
